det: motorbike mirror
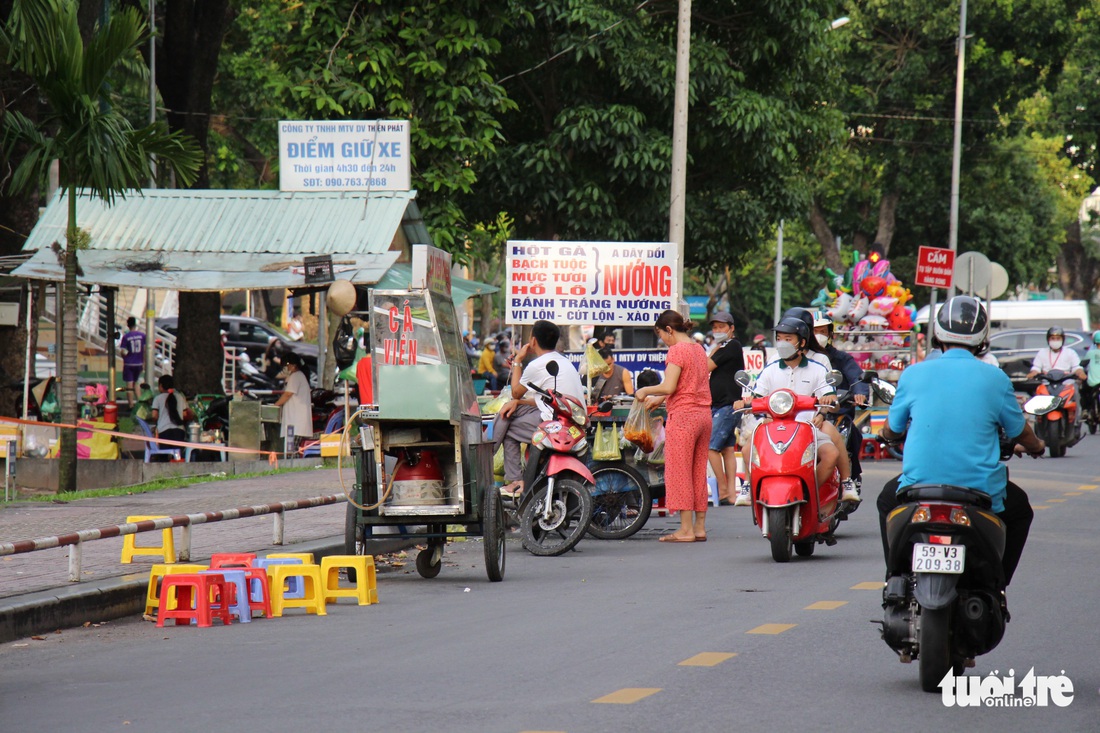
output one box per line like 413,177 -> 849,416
825,370 -> 842,387
546,360 -> 559,377
597,400 -> 614,413
734,370 -> 753,389
1023,394 -> 1061,416
860,370 -> 879,383
871,379 -> 896,405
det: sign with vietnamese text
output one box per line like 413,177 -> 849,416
411,244 -> 452,296
278,120 -> 410,192
915,246 -> 956,288
505,241 -> 676,325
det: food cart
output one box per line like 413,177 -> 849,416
345,257 -> 505,581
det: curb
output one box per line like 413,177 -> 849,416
0,536 -> 415,643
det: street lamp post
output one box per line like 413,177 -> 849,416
946,0 -> 968,298
669,0 -> 692,313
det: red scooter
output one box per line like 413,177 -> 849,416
516,360 -> 595,556
736,370 -> 843,562
1027,370 -> 1081,457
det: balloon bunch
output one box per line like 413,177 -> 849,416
810,249 -> 918,379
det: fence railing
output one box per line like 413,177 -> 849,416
0,494 -> 347,581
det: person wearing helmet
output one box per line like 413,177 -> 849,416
783,307 -> 832,369
1080,331 -> 1100,426
813,311 -> 870,491
1025,326 -> 1085,381
733,315 -> 857,504
878,296 -> 1045,587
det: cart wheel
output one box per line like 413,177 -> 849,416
587,462 -> 651,540
416,547 -> 442,578
483,486 -> 506,582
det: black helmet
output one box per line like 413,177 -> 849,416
1047,326 -> 1065,341
782,307 -> 815,333
933,295 -> 988,349
774,316 -> 810,344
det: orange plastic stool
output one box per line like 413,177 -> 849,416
156,573 -> 232,628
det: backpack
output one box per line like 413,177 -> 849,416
333,316 -> 357,370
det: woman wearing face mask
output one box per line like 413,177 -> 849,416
706,312 -> 745,504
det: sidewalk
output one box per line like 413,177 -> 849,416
0,467 -> 408,642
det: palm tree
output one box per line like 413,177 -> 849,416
1,0 -> 201,492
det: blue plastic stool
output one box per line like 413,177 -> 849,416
200,569 -> 251,623
707,477 -> 720,507
255,557 -> 305,600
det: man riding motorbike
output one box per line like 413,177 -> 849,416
877,296 -> 1045,587
733,316 -> 860,505
812,311 -> 869,488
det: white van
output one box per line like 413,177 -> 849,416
913,299 -> 1090,333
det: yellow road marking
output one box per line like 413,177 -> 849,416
1079,485 -> 1097,491
1047,498 -> 1066,503
521,731 -> 567,733
592,688 -> 661,704
851,581 -> 884,590
1064,492 -> 1082,496
747,623 -> 796,634
1033,505 -> 1050,510
805,601 -> 847,610
679,652 -> 737,667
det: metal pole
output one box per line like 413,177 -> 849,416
144,291 -> 156,382
946,0 -> 968,299
105,288 -> 117,406
773,220 -> 784,326
21,285 -> 34,422
668,0 -> 692,308
148,0 -> 157,187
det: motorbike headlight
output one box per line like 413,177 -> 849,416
768,391 -> 795,417
570,402 -> 588,426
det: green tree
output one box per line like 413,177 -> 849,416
0,0 -> 200,492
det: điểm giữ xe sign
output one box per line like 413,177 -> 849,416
505,241 -> 677,326
278,120 -> 410,192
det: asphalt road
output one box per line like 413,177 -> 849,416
2,453 -> 1097,732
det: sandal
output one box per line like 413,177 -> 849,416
499,481 -> 523,499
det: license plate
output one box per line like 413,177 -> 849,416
911,543 -> 966,574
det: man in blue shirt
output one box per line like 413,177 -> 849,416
878,296 -> 1044,585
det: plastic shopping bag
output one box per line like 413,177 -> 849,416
623,400 -> 657,453
592,422 -> 622,461
646,423 -> 666,465
483,386 -> 512,415
586,341 -> 611,379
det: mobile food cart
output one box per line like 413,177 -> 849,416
345,261 -> 504,581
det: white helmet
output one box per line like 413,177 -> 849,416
933,295 -> 988,349
812,310 -> 832,328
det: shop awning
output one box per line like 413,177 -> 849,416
374,263 -> 499,304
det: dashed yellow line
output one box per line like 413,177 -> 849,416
592,688 -> 661,704
679,652 -> 737,666
1033,505 -> 1050,510
1078,485 -> 1097,491
1064,492 -> 1083,496
747,623 -> 796,634
1047,498 -> 1066,503
851,581 -> 884,590
805,601 -> 847,610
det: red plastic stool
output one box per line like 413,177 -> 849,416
156,573 -> 232,628
860,437 -> 884,460
210,552 -> 257,569
242,567 -> 272,618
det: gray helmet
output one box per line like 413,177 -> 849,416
933,296 -> 988,349
774,316 -> 810,345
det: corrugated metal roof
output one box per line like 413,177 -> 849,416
22,188 -> 429,255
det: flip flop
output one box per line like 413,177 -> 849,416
694,535 -> 708,542
658,534 -> 696,543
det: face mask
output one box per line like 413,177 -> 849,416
815,334 -> 829,348
776,341 -> 798,360
1049,340 -> 1063,350
712,331 -> 729,344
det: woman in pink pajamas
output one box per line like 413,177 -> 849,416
634,310 -> 713,542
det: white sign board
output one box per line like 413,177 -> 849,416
278,120 -> 410,192
505,241 -> 676,325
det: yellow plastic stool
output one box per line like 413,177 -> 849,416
145,563 -> 209,616
121,515 -> 176,564
320,555 -> 378,605
267,564 -> 326,617
266,552 -> 315,564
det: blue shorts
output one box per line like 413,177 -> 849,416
123,364 -> 143,383
709,404 -> 741,451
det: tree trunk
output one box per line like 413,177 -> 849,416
58,189 -> 80,493
808,199 -> 843,271
1056,220 -> 1100,301
874,192 -> 900,254
173,291 -> 226,396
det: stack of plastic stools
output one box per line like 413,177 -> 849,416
121,515 -> 176,564
156,573 -> 232,628
200,568 -> 251,623
255,557 -> 305,600
210,553 -> 271,619
320,555 -> 378,605
145,563 -> 209,616
266,552 -> 315,564
267,563 -> 326,617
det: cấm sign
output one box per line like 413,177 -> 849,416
505,241 -> 677,326
914,246 -> 956,289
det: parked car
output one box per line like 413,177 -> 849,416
155,315 -> 319,373
987,328 -> 1090,386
